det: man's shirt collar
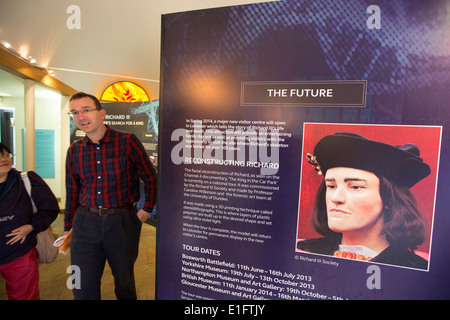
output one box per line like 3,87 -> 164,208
81,125 -> 111,146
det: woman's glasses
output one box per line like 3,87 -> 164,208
0,153 -> 13,160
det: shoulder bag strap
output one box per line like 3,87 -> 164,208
20,171 -> 37,213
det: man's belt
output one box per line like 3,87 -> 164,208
83,203 -> 135,216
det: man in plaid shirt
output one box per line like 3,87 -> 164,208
64,92 -> 156,300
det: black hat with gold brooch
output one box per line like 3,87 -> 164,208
307,132 -> 431,188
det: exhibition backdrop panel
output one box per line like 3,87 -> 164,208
157,0 -> 450,300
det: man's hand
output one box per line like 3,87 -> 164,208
136,209 -> 150,223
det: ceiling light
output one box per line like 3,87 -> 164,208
1,40 -> 11,48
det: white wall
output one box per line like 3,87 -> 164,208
0,80 -> 65,201
35,83 -> 62,199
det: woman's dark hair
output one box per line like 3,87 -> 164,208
0,142 -> 12,154
70,92 -> 103,110
311,175 -> 426,250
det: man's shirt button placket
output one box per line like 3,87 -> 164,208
95,145 -> 103,208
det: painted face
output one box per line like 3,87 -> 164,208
325,167 -> 384,237
69,97 -> 106,137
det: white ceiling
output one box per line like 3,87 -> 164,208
0,0 -> 275,100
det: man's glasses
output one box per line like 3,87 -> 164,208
0,153 -> 13,160
67,109 -> 98,117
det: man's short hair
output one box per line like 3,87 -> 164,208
70,92 -> 103,110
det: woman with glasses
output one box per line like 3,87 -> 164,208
0,143 -> 59,299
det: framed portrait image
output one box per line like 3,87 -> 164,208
296,123 -> 442,271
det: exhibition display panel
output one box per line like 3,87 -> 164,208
156,0 -> 450,300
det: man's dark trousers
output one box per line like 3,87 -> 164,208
70,205 -> 142,300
